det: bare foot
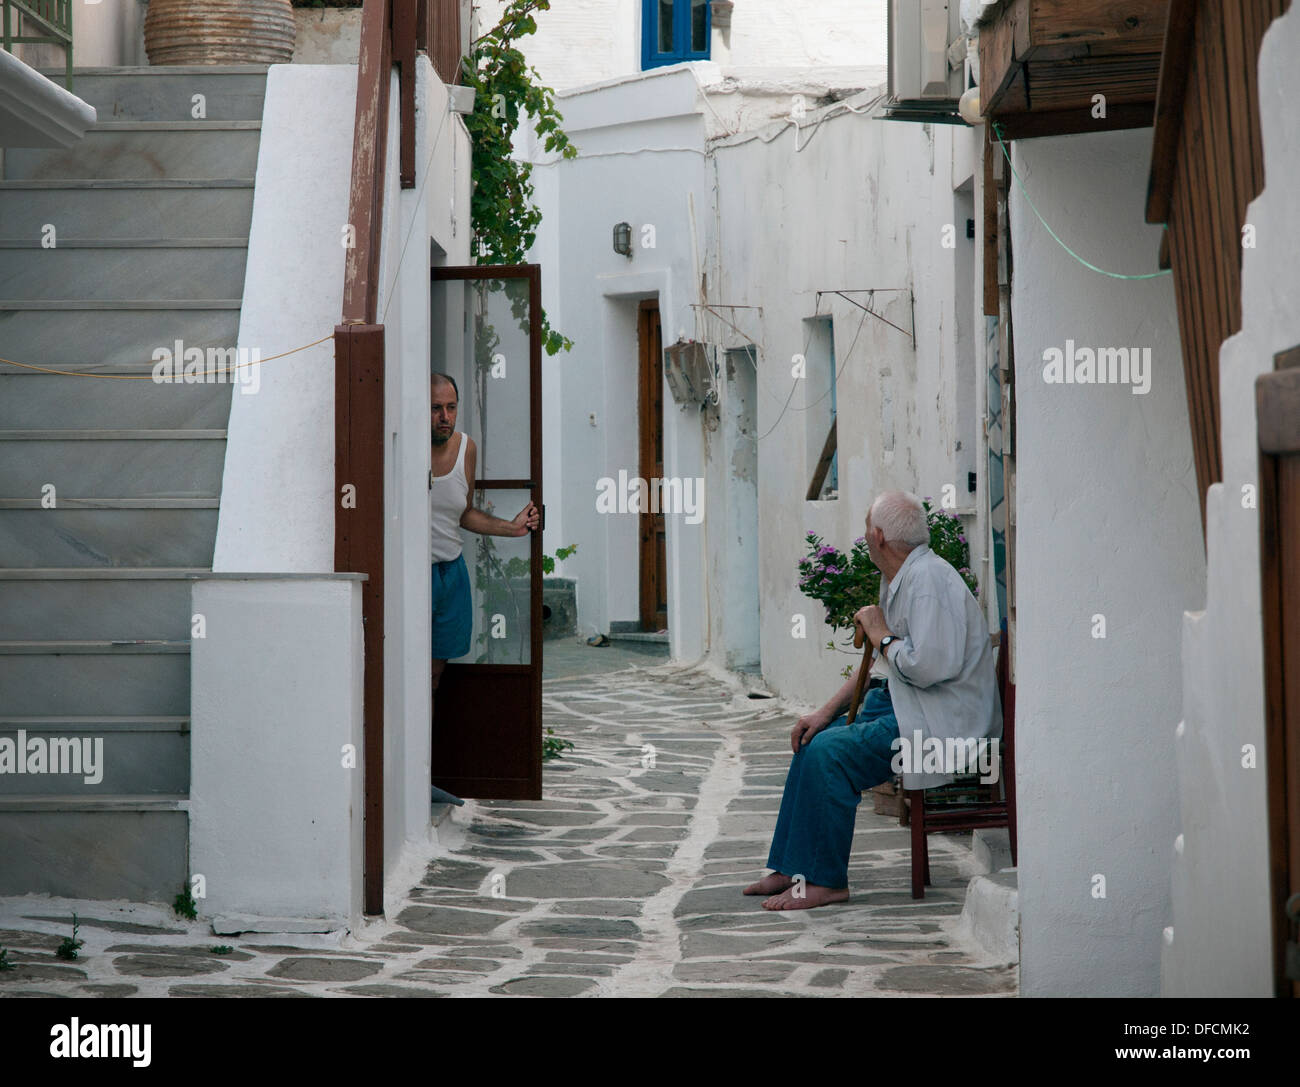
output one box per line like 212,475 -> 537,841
742,872 -> 794,896
761,883 -> 850,910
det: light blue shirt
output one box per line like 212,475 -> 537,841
879,544 -> 1002,788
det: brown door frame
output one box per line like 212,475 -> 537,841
1257,350 -> 1300,997
428,264 -> 544,799
638,298 -> 667,631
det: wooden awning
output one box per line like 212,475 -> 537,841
978,0 -> 1171,138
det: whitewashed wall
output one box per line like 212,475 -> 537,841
1162,4 -> 1300,997
523,66 -> 708,657
1008,128 -> 1205,996
473,0 -> 886,91
521,59 -> 985,684
214,59 -> 472,906
710,107 -> 985,699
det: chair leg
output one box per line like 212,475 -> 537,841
909,789 -> 926,899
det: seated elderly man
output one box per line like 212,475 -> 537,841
744,489 -> 1001,910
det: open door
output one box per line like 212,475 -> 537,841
429,265 -> 543,800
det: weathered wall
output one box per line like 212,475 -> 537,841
1162,4 -> 1300,997
1008,128 -> 1205,996
524,66 -> 708,657
710,105 -> 984,699
292,8 -> 363,65
473,0 -> 885,91
213,58 -> 472,890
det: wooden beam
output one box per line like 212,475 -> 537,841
394,0 -> 418,189
806,420 -> 837,501
334,323 -> 387,916
983,123 -> 1000,316
990,101 -> 1154,138
1258,367 -> 1300,456
1146,0 -> 1197,223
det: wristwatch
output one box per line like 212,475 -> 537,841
879,635 -> 899,650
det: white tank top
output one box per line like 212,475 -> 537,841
430,431 -> 468,562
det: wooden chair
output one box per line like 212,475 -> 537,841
898,618 -> 1016,898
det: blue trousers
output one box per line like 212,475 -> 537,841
764,685 -> 899,890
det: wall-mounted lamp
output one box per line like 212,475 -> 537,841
958,86 -> 984,126
613,221 -> 633,258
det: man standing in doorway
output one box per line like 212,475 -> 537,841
430,371 -> 539,698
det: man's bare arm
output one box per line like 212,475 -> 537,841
458,437 -> 539,537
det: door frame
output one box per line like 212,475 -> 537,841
429,263 -> 544,799
637,297 -> 667,631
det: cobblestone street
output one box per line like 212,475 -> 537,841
0,662 -> 1017,997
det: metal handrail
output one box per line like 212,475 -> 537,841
1,0 -> 73,89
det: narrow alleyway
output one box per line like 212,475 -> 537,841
0,663 -> 1016,997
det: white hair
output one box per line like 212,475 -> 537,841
869,490 -> 929,548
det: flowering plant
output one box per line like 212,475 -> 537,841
797,499 -> 979,640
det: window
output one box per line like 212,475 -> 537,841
804,316 -> 838,501
642,0 -> 710,70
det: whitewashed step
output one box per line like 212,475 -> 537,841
36,66 -> 269,123
0,430 -> 227,499
0,798 -> 188,901
0,375 -> 233,429
0,569 -> 204,640
0,305 -> 242,369
0,717 -> 189,796
0,180 -> 254,240
4,122 -> 262,181
0,242 -> 248,302
0,642 -> 190,717
0,507 -> 219,567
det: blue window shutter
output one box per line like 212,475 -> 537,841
641,0 -> 710,70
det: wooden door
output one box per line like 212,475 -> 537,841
638,299 -> 667,631
428,265 -> 543,799
1257,352 -> 1300,997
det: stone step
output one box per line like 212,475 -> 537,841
0,431 -> 227,501
0,242 -> 248,302
0,508 -> 218,567
0,179 -> 254,240
33,66 -> 269,123
0,717 -> 189,795
0,642 -> 190,717
0,799 -> 188,901
0,374 -> 234,429
0,569 -> 204,641
4,122 -> 262,181
0,305 -> 242,368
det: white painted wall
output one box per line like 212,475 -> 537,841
1162,4 -> 1300,997
523,63 -> 986,684
711,105 -> 986,700
376,56 -> 473,873
214,58 -> 472,907
524,66 -> 708,657
190,576 -> 364,925
1008,128 -> 1206,996
473,0 -> 885,91
214,64 -> 353,575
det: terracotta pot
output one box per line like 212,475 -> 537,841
145,0 -> 296,65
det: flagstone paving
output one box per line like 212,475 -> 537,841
0,663 -> 1016,998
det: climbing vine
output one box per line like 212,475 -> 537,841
463,0 -> 577,355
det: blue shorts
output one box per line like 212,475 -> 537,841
431,554 -> 472,661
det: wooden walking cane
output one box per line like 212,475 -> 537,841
847,620 -> 874,722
